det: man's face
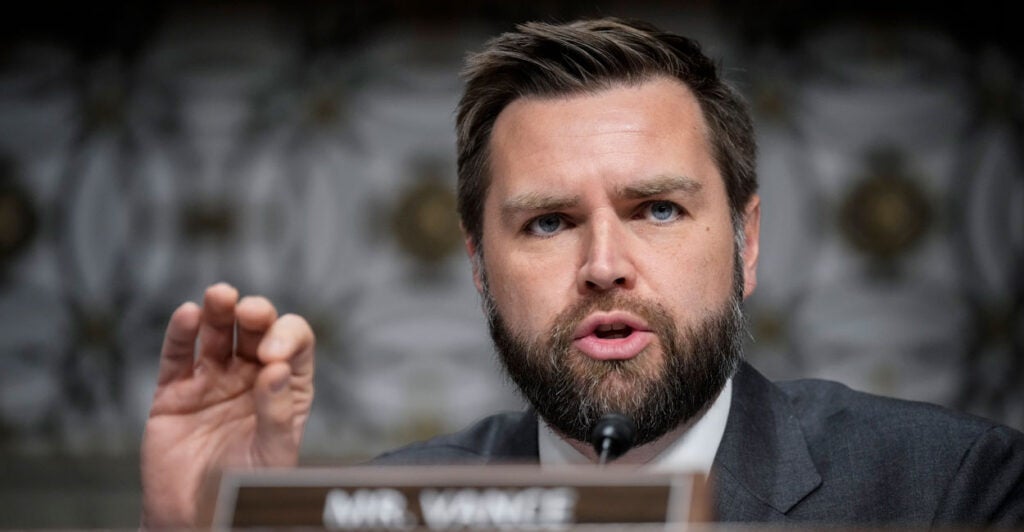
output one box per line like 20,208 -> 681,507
469,77 -> 760,445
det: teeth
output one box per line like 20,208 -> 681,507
596,323 -> 627,332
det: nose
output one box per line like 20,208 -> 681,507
577,214 -> 636,293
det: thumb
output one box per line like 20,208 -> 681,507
253,362 -> 300,466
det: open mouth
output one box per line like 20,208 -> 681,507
571,311 -> 653,360
573,311 -> 651,341
573,317 -> 653,361
594,323 -> 634,340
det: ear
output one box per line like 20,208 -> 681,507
462,224 -> 484,295
741,194 -> 761,299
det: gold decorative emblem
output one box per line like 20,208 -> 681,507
752,80 -> 791,124
181,201 -> 236,240
390,165 -> 460,264
839,150 -> 932,261
84,83 -> 126,131
751,310 -> 787,346
0,158 -> 37,262
306,86 -> 345,126
79,313 -> 117,350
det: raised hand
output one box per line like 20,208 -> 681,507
140,283 -> 315,527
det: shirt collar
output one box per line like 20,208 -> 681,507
537,378 -> 732,474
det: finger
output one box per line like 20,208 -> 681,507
197,283 -> 239,365
236,296 -> 278,362
253,362 -> 300,466
258,314 -> 315,381
157,301 -> 201,385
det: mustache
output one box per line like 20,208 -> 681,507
548,292 -> 674,351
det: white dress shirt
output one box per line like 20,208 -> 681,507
538,378 -> 732,475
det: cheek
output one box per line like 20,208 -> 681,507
643,229 -> 735,311
696,232 -> 738,304
485,251 -> 572,333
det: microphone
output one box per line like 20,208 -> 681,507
590,413 -> 636,465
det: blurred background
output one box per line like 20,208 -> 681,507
1,0 -> 1021,527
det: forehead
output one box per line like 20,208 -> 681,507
485,77 -> 719,199
494,77 -> 708,142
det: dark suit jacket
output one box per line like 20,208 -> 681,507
373,362 -> 1024,526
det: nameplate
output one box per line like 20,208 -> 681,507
212,465 -> 710,529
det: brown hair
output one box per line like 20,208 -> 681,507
456,17 -> 757,247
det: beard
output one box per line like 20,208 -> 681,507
481,258 -> 745,447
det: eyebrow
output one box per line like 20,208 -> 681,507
500,192 -> 581,223
499,174 -> 703,223
618,175 -> 703,199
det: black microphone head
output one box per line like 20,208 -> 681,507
590,413 -> 636,462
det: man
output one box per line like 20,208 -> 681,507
141,18 -> 1024,527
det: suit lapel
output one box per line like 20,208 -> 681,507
488,410 -> 540,463
712,362 -> 822,521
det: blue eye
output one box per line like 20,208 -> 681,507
527,214 -> 564,235
645,201 -> 681,222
